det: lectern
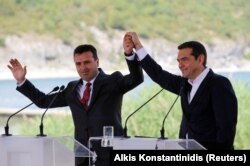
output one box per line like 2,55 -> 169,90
0,136 -> 96,166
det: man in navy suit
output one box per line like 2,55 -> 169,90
7,34 -> 143,165
126,32 -> 237,150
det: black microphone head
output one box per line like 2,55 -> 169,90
59,85 -> 65,91
52,86 -> 59,92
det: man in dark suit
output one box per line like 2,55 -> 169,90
7,34 -> 143,165
126,32 -> 237,150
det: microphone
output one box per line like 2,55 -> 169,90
123,88 -> 164,138
2,86 -> 59,136
37,85 -> 65,137
160,81 -> 184,139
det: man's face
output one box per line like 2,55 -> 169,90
177,48 -> 204,80
74,51 -> 99,81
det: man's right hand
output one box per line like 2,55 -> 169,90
123,34 -> 134,55
7,58 -> 26,84
125,32 -> 143,51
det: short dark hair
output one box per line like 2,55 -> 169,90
73,44 -> 98,60
178,41 -> 207,66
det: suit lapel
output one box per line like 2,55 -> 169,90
71,79 -> 84,105
182,81 -> 191,105
189,69 -> 214,110
180,81 -> 192,121
88,69 -> 107,110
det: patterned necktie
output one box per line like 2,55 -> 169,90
80,82 -> 92,109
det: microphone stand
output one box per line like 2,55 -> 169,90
123,88 -> 164,138
37,85 -> 65,137
3,103 -> 33,136
160,95 -> 180,139
160,85 -> 183,139
2,86 -> 59,136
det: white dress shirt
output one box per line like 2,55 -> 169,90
188,67 -> 210,103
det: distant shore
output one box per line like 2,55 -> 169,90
0,107 -> 71,116
0,68 -> 78,80
1,67 -> 250,80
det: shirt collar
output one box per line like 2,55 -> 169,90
82,71 -> 100,85
188,67 -> 210,86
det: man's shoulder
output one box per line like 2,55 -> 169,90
207,70 -> 233,88
100,70 -> 123,78
67,79 -> 81,87
211,71 -> 230,83
110,71 -> 123,77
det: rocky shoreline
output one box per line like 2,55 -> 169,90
1,29 -> 250,79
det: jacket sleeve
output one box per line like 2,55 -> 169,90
16,79 -> 67,108
117,58 -> 144,94
140,54 -> 182,95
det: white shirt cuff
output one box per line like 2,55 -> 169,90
136,48 -> 148,61
125,53 -> 136,61
17,79 -> 26,87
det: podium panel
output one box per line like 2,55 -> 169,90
112,137 -> 206,150
0,136 -> 96,166
89,137 -> 206,150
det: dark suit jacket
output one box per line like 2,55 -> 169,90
17,59 -> 143,165
140,55 -> 237,149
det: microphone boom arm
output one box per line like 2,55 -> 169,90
123,88 -> 164,137
37,85 -> 65,137
4,103 -> 33,136
2,86 -> 59,136
160,95 -> 180,139
160,84 -> 183,139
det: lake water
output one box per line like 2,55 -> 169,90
0,71 -> 250,110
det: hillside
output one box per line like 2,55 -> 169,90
0,0 -> 250,78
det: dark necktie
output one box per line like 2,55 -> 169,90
80,82 -> 92,110
187,83 -> 193,103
